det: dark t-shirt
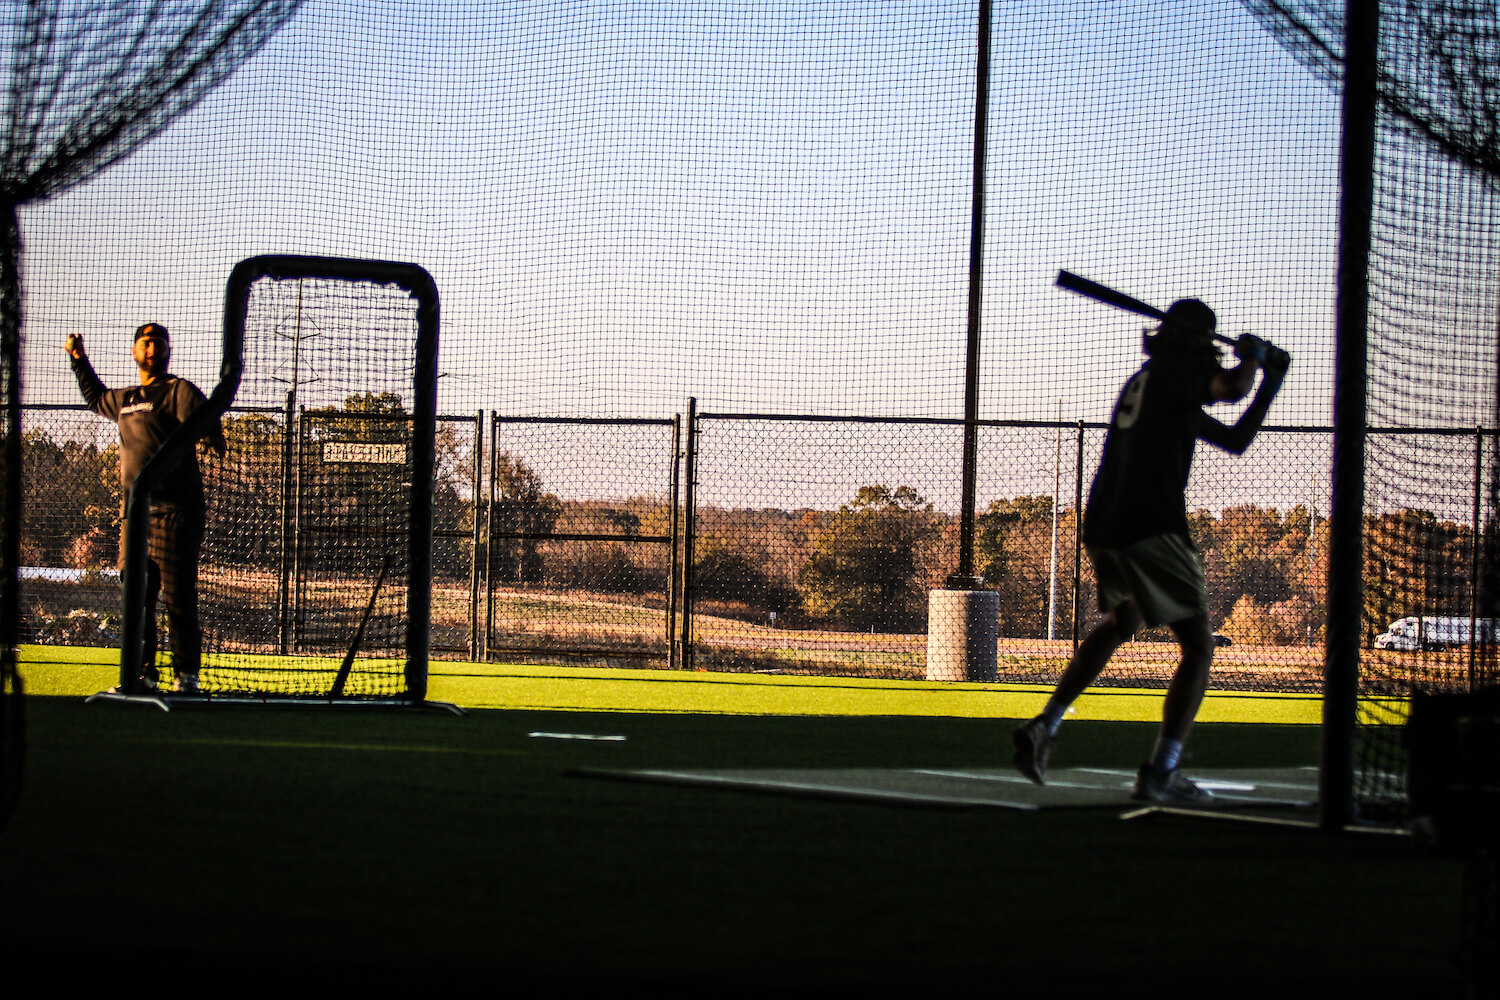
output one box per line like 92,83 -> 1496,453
72,356 -> 217,509
1082,349 -> 1220,548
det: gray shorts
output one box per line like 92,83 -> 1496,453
1087,533 -> 1208,627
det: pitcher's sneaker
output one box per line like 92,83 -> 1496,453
1131,764 -> 1213,804
1012,717 -> 1055,785
105,676 -> 159,695
173,671 -> 201,695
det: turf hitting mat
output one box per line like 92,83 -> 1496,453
578,765 -> 1319,813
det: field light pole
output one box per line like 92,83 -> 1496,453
946,0 -> 990,592
927,0 -> 997,683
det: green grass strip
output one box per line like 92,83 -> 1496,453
17,644 -> 1321,723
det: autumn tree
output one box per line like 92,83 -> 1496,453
976,495 -> 1064,637
21,429 -> 119,568
1363,508 -> 1474,643
202,412 -> 287,568
489,451 -> 561,585
798,485 -> 940,631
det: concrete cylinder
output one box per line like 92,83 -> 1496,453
926,589 -> 1000,682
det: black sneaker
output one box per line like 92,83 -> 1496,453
1131,764 -> 1213,804
1012,716 -> 1055,785
105,676 -> 159,695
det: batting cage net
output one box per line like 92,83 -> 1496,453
187,257 -> 439,701
1246,1 -> 1500,816
3,4 -> 1497,804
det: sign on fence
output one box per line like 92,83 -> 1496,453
323,442 -> 407,465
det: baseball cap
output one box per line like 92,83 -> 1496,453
135,322 -> 169,342
1162,299 -> 1216,335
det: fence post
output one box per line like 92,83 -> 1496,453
470,410 -> 483,661
947,0 -> 991,591
482,411 -> 497,662
1470,425 -> 1483,691
277,391 -> 294,654
680,399 -> 698,670
1072,419 -> 1084,659
668,414 -> 682,669
290,406 -> 306,653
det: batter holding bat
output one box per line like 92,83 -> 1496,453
1014,285 -> 1289,802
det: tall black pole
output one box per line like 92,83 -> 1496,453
1321,0 -> 1379,832
680,398 -> 698,669
0,204 -> 21,674
948,0 -> 991,590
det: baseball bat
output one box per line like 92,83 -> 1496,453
329,556 -> 391,699
1055,269 -> 1237,347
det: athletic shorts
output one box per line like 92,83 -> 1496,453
1086,532 -> 1207,627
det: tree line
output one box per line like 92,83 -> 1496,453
20,407 -> 1494,644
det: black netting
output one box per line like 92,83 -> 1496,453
6,4 -> 1500,831
1247,1 -> 1500,813
194,268 -> 433,698
1,0 -> 300,823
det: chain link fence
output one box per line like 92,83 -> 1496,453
31,402 -> 1485,698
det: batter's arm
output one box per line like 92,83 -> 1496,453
1199,362 -> 1287,455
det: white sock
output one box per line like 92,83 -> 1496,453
1150,737 -> 1184,774
1039,698 -> 1069,736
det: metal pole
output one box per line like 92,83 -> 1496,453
1470,425 -> 1483,691
680,399 -> 698,670
470,410 -> 483,661
290,407 -> 306,653
483,412 -> 498,661
1321,0 -> 1379,833
276,281 -> 305,656
1072,420 -> 1084,659
0,205 -> 21,697
948,0 -> 991,590
667,414 -> 682,668
277,390 -> 295,654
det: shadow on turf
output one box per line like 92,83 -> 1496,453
577,764 -> 1322,818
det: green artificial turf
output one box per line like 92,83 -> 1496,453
17,644 -> 1324,723
0,685 -> 1467,991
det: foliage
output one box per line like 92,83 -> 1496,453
27,607 -> 120,645
20,411 -> 1489,650
692,541 -> 797,612
20,429 -> 120,568
1363,509 -> 1478,644
798,485 -> 940,631
491,451 -> 562,585
1221,594 -> 1306,646
204,412 -> 284,567
544,542 -> 642,594
976,495 -> 1075,638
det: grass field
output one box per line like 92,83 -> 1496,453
24,572 -> 1342,687
0,651 -> 1470,990
18,643 -> 1325,724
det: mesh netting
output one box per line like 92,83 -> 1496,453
0,0 -> 300,821
1247,1 -> 1500,813
3,1 -> 1498,822
13,3 -> 1344,694
195,270 -> 430,697
482,416 -> 679,665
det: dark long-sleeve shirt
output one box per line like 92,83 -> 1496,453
72,355 -> 222,510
